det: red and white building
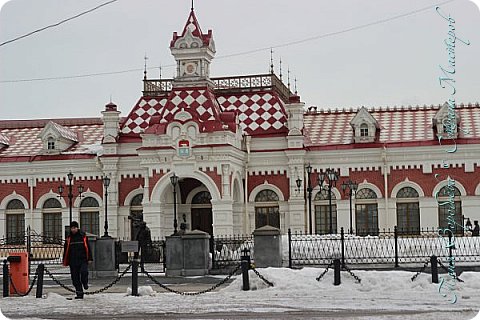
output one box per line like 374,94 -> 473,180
1,9 -> 479,240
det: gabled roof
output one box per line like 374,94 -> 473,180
39,121 -> 79,142
170,9 -> 212,48
350,106 -> 379,128
304,103 -> 480,147
0,132 -> 10,146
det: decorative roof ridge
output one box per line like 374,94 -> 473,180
0,117 -> 103,129
304,102 -> 480,115
170,9 -> 212,48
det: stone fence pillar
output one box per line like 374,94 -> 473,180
165,230 -> 210,277
253,225 -> 282,268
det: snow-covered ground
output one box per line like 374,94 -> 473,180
1,268 -> 479,320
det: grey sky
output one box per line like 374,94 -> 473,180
0,0 -> 479,120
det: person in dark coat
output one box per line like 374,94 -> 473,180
473,220 -> 480,236
63,221 -> 93,299
136,221 -> 152,270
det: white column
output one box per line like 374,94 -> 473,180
211,199 -> 234,235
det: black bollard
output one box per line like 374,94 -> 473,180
36,264 -> 45,298
241,249 -> 250,291
131,256 -> 139,296
431,255 -> 439,284
3,260 -> 9,298
333,259 -> 341,286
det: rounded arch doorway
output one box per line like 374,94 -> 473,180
190,190 -> 213,235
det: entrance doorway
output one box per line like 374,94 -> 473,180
190,191 -> 213,235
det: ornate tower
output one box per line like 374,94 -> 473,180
170,9 -> 216,86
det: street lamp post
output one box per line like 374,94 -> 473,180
306,164 -> 313,235
58,171 -> 84,224
318,168 -> 340,234
341,179 -> 358,234
103,176 -> 111,238
170,173 -> 179,236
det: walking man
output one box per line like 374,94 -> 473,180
63,221 -> 93,299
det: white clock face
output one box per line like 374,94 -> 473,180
185,62 -> 197,75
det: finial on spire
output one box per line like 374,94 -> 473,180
279,57 -> 283,81
287,67 -> 291,90
294,77 -> 298,95
143,53 -> 148,80
159,63 -> 162,79
110,94 -> 112,103
191,0 -> 194,10
270,48 -> 274,74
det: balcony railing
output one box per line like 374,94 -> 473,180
143,73 -> 293,103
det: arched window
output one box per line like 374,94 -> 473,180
192,191 -> 212,205
396,187 -> 420,235
42,198 -> 62,241
314,189 -> 337,234
254,190 -> 280,229
355,188 -> 378,236
437,186 -> 463,235
360,123 -> 369,137
80,197 -> 99,235
6,199 -> 25,244
130,194 -> 143,240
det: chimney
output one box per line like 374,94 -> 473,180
101,102 -> 121,143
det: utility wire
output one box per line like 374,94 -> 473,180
0,0 -> 455,83
0,0 -> 118,48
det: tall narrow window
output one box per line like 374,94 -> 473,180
80,197 -> 100,235
355,188 -> 378,236
360,124 -> 369,137
396,187 -> 420,235
254,190 -> 280,229
6,199 -> 25,244
42,198 -> 62,242
314,189 -> 337,234
437,186 -> 463,235
47,137 -> 55,150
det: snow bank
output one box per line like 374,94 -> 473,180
125,286 -> 156,296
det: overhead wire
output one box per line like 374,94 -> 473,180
0,0 -> 455,84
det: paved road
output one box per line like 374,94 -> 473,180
8,310 -> 476,320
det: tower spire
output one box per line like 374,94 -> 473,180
294,77 -> 298,95
287,67 -> 291,91
270,48 -> 274,74
191,0 -> 194,10
279,57 -> 283,81
143,53 -> 148,80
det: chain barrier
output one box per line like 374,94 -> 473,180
44,262 -> 133,295
142,264 -> 241,296
316,261 -> 334,281
9,270 -> 39,297
411,259 -> 430,281
437,260 -> 464,283
250,265 -> 274,287
342,264 -> 361,283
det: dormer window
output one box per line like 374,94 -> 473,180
47,137 -> 55,150
360,124 -> 369,137
350,107 -> 379,143
433,102 -> 460,140
38,121 -> 78,154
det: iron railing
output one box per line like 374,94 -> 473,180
143,73 -> 293,103
210,234 -> 254,270
288,227 -> 480,267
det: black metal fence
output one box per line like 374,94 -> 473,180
0,231 -> 64,266
288,227 -> 480,267
210,234 -> 254,270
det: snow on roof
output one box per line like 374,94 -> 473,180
304,103 -> 480,146
0,119 -> 104,157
